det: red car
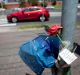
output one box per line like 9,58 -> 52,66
7,6 -> 50,23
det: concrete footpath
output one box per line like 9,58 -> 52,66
0,26 -> 17,32
0,27 -> 80,75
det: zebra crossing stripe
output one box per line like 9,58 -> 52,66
0,23 -> 16,26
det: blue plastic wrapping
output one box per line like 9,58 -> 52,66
19,35 -> 60,75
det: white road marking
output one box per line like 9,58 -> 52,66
0,23 -> 16,26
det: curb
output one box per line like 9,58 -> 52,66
0,27 -> 44,33
0,25 -> 80,33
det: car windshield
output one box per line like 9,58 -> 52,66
23,7 -> 40,12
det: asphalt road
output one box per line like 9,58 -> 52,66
0,11 -> 61,26
0,8 -> 80,27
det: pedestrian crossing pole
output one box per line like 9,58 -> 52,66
61,0 -> 78,50
61,0 -> 78,75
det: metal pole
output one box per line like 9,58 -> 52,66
61,0 -> 78,75
61,0 -> 78,50
41,0 -> 45,24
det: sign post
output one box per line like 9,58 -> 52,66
61,0 -> 78,75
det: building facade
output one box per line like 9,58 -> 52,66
3,0 -> 18,3
0,0 -> 62,9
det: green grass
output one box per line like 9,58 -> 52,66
54,5 -> 62,9
18,24 -> 47,30
18,22 -> 60,30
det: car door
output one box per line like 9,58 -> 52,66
28,8 -> 40,20
23,8 -> 40,20
22,8 -> 31,20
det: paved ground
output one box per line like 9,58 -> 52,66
0,28 -> 53,75
71,28 -> 80,75
0,27 -> 80,75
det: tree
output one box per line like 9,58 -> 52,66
28,0 -> 38,6
41,2 -> 47,7
52,0 -> 57,5
19,0 -> 26,8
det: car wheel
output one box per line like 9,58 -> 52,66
39,15 -> 46,22
11,17 -> 18,23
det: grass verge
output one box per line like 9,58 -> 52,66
54,5 -> 62,9
18,24 -> 48,30
17,22 -> 60,30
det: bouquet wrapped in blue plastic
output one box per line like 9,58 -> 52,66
19,35 -> 60,75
